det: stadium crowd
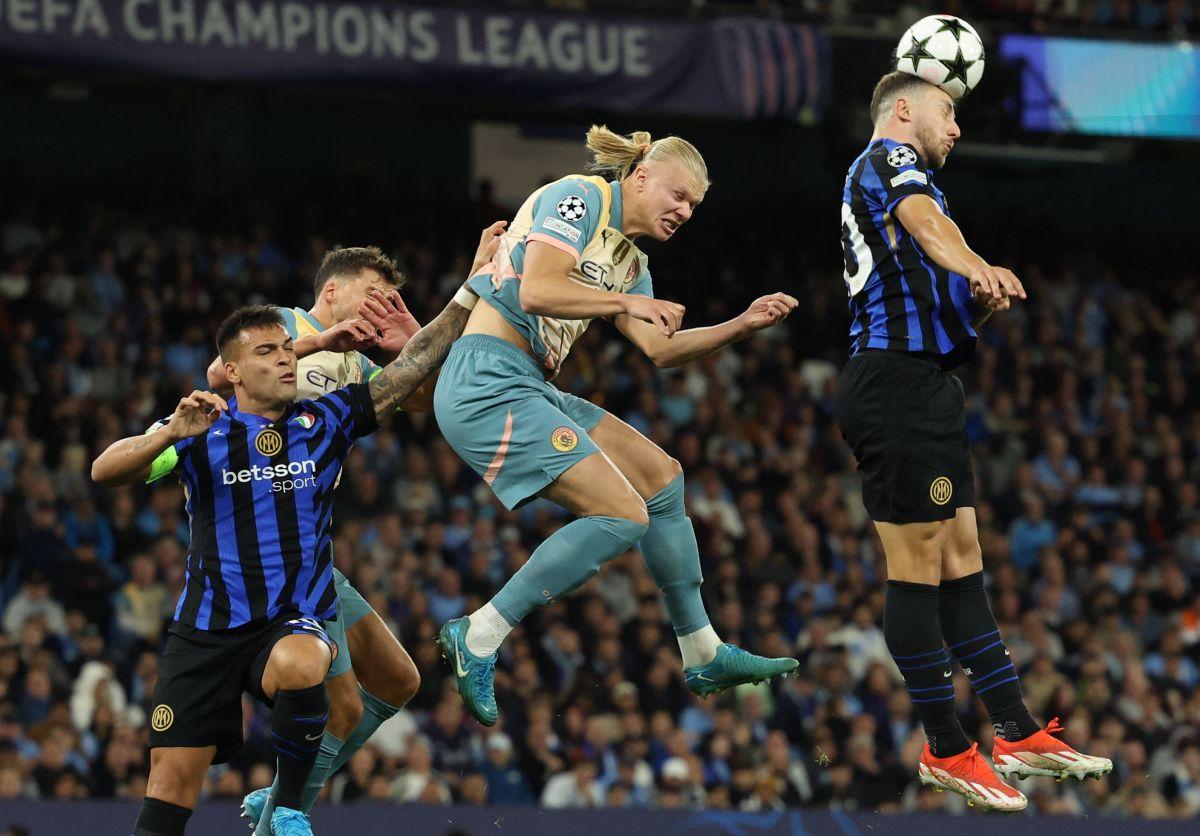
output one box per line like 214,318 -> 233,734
0,193 -> 1198,821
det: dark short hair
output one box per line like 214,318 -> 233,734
313,245 -> 404,297
216,305 -> 285,358
870,71 -> 937,124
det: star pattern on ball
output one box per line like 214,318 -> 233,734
936,17 -> 969,38
902,36 -> 936,72
938,47 -> 975,91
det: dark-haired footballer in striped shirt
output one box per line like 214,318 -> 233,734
833,70 -> 1110,812
92,297 -> 472,836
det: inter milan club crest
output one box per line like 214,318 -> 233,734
930,476 -> 953,506
887,145 -> 918,168
151,704 -> 174,732
556,195 -> 587,221
256,428 -> 283,457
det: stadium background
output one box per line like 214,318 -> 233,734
2,1 -> 1199,833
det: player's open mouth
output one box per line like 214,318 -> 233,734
660,218 -> 679,235
280,373 -> 295,383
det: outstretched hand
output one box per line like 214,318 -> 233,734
168,391 -> 227,440
470,220 -> 509,275
324,317 -> 381,354
740,292 -> 799,333
357,288 -> 419,354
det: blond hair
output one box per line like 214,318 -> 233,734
585,125 -> 710,194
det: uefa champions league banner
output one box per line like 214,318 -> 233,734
0,0 -> 824,118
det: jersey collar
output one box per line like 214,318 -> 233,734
295,308 -> 326,334
225,395 -> 291,427
608,179 -> 623,233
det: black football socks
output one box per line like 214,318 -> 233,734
940,571 -> 1040,742
884,579 -> 971,758
271,683 -> 330,810
132,797 -> 191,835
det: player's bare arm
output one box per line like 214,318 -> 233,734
206,319 -> 378,391
347,222 -> 510,364
91,390 -> 228,485
614,292 -> 798,368
519,241 -> 686,336
894,195 -> 1026,307
367,298 -> 473,421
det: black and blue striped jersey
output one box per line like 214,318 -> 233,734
841,137 -> 977,369
146,384 -> 377,630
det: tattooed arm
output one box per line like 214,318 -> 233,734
91,390 -> 227,486
368,298 -> 472,422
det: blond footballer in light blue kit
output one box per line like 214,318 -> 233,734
434,126 -> 803,727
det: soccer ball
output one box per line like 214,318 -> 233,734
894,15 -> 985,101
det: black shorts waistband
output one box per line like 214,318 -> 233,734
855,348 -> 946,369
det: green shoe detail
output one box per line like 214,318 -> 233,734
683,643 -> 799,697
436,617 -> 499,726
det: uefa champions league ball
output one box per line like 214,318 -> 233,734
894,15 -> 985,100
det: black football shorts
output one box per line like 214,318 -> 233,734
147,612 -> 333,763
835,349 -> 975,524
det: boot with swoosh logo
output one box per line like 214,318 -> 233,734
437,617 -> 499,726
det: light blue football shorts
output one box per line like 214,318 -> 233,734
325,568 -> 373,679
433,334 -> 607,510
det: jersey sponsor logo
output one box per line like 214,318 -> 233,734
886,145 -> 918,167
151,704 -> 174,732
255,428 -> 283,457
930,476 -> 954,506
222,460 -> 317,493
890,170 -> 929,188
580,261 -> 611,285
542,216 -> 582,242
305,369 -> 338,392
556,195 -> 587,221
550,426 -> 579,452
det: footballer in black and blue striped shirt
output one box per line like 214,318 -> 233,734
833,69 -> 1109,810
93,297 -> 472,836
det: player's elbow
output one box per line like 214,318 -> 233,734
518,279 -> 546,315
206,363 -> 230,392
90,457 -> 119,486
649,347 -> 680,369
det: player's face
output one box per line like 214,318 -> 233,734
330,268 -> 392,324
637,160 -> 704,242
227,325 -> 298,405
913,88 -> 960,169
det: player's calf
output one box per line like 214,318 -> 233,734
136,746 -> 215,835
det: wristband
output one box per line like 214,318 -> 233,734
453,284 -> 479,310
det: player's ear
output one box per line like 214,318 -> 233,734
633,163 -> 648,193
224,358 -> 241,386
321,277 -> 338,306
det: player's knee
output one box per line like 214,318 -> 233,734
392,656 -> 421,707
615,497 -> 650,529
270,636 -> 332,690
660,455 -> 684,485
